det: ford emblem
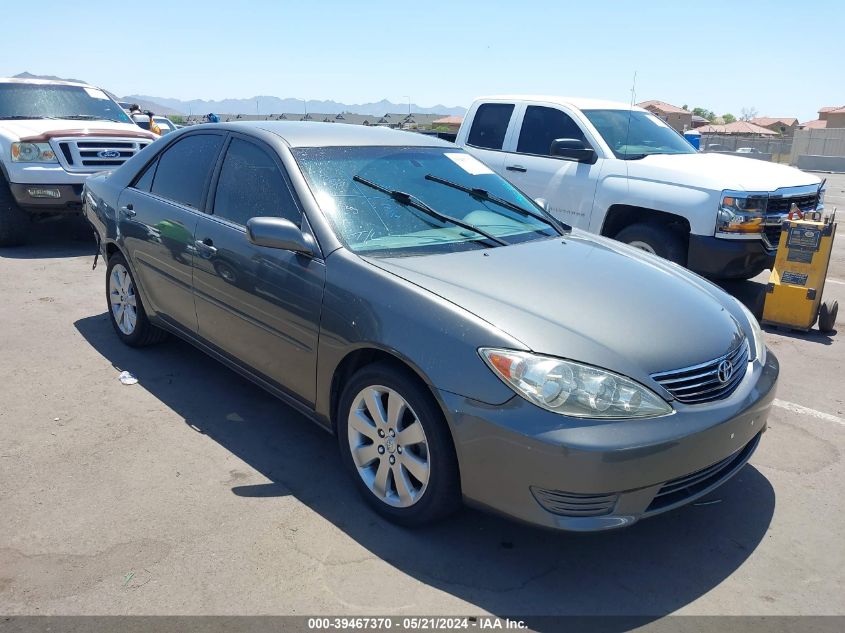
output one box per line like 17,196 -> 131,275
97,149 -> 121,159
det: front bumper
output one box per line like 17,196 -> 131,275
687,235 -> 775,279
9,182 -> 84,211
441,351 -> 778,531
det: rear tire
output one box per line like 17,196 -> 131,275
106,252 -> 168,347
818,299 -> 838,333
615,222 -> 687,266
337,362 -> 461,526
0,177 -> 31,247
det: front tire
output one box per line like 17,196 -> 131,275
615,222 -> 687,266
0,177 -> 31,247
337,362 -> 461,526
106,252 -> 168,347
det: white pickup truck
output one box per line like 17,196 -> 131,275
455,95 -> 825,279
0,77 -> 157,246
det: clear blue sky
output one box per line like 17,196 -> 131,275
2,0 -> 842,121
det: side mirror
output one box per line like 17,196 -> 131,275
246,217 -> 315,255
550,138 -> 597,164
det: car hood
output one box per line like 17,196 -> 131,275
366,233 -> 746,380
0,118 -> 152,141
627,152 -> 819,192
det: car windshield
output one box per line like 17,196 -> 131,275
582,109 -> 696,159
293,146 -> 557,256
0,83 -> 131,123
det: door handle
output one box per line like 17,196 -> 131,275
194,238 -> 217,257
506,165 -> 527,173
120,204 -> 136,217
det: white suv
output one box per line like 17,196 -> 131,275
0,77 -> 157,246
455,96 -> 825,279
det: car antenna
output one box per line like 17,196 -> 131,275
623,71 -> 637,160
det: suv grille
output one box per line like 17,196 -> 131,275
52,137 -> 151,173
651,340 -> 749,404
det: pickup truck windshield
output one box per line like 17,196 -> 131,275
294,146 -> 557,256
583,109 -> 696,159
0,83 -> 131,123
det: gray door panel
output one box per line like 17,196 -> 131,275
192,217 -> 325,405
117,187 -> 199,331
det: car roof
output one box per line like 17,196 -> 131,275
209,121 -> 453,148
475,94 -> 646,112
0,77 -> 95,89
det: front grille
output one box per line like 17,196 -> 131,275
651,340 -> 749,404
52,137 -> 151,173
763,223 -> 783,248
646,432 -> 760,513
766,192 -> 818,215
530,488 -> 618,517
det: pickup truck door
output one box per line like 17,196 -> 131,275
500,104 -> 603,230
191,135 -> 325,405
116,132 -> 226,332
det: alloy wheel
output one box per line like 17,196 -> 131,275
109,263 -> 138,335
347,385 -> 430,508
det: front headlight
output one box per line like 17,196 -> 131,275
11,142 -> 58,163
737,301 -> 766,364
817,187 -> 826,210
479,348 -> 673,419
717,191 -> 767,235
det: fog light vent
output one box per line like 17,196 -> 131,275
530,487 -> 618,517
27,187 -> 61,199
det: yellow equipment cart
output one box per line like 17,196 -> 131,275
762,209 -> 838,333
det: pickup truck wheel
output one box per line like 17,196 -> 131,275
106,252 -> 168,347
615,223 -> 687,266
0,177 -> 31,247
337,362 -> 461,527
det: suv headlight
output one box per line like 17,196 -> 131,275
479,348 -> 673,419
736,301 -> 767,364
717,191 -> 767,235
11,142 -> 58,163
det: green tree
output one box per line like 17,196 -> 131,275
692,107 -> 716,122
722,113 -> 737,124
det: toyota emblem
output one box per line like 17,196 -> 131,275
717,360 -> 734,383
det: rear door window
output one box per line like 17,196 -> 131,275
467,103 -> 514,150
150,134 -> 224,208
517,106 -> 587,156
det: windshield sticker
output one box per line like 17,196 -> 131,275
445,153 -> 494,175
84,87 -> 110,100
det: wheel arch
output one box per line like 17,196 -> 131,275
328,345 -> 446,435
600,204 -> 692,239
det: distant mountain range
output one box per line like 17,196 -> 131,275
121,95 -> 466,117
11,72 -> 466,118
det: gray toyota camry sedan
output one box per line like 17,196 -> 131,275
84,122 -> 778,531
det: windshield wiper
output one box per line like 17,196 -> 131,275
424,173 -> 570,233
352,175 -> 507,246
0,115 -> 59,120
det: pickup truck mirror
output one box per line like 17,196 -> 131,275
246,217 -> 314,255
550,138 -> 597,164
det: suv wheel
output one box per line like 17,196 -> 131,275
106,252 -> 168,347
337,362 -> 461,526
615,222 -> 687,266
0,177 -> 31,247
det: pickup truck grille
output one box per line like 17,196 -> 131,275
651,339 -> 749,405
762,192 -> 820,249
52,137 -> 151,173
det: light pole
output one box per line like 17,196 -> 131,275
402,95 -> 411,116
